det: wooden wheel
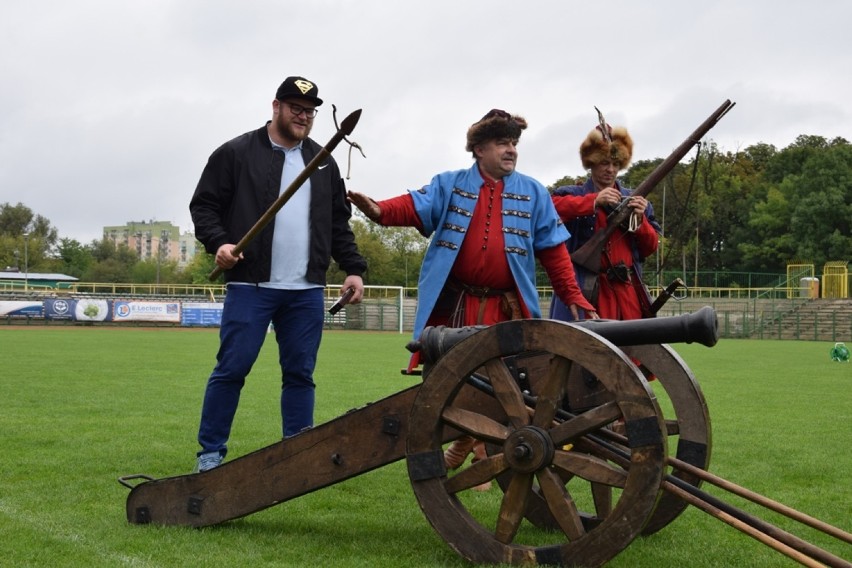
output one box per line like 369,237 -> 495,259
406,319 -> 667,567
622,344 -> 712,535
495,342 -> 712,537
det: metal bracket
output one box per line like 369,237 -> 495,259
187,496 -> 204,516
382,416 -> 400,436
407,450 -> 446,481
133,507 -> 151,524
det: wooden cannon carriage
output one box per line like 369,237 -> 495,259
121,307 -> 851,567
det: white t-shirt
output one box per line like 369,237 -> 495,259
261,141 -> 317,290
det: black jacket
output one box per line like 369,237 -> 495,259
190,123 -> 366,284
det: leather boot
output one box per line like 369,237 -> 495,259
444,435 -> 476,470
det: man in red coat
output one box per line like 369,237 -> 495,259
550,121 -> 661,321
349,109 -> 597,489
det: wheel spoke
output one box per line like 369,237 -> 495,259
532,356 -> 572,429
495,471 -> 533,543
484,358 -> 530,430
551,450 -> 628,488
591,483 -> 613,517
444,453 -> 508,494
441,406 -> 510,442
537,467 -> 585,540
548,401 -> 623,446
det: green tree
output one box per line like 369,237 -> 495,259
53,238 -> 93,278
131,257 -> 182,284
326,217 -> 391,285
787,143 -> 852,265
182,250 -> 218,284
84,239 -> 138,282
738,186 -> 796,270
0,202 -> 59,271
378,226 -> 427,288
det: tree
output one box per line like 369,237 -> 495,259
0,202 -> 59,271
787,143 -> 852,265
738,187 -> 796,269
182,251 -> 218,285
132,257 -> 182,284
327,217 -> 392,285
53,238 -> 93,278
377,226 -> 427,288
83,239 -> 138,282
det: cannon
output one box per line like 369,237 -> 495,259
120,307 -> 851,567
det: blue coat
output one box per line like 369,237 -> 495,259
410,163 -> 569,338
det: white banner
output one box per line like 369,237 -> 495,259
113,300 -> 181,323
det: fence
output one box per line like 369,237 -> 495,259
3,282 -> 850,342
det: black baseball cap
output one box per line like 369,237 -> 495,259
275,76 -> 323,106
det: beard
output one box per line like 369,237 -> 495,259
273,114 -> 312,145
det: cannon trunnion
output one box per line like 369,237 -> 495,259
122,309 -> 851,568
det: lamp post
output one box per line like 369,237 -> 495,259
23,232 -> 29,292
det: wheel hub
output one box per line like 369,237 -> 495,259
503,426 -> 554,474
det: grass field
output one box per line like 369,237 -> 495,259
1,325 -> 850,567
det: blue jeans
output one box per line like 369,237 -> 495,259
197,285 -> 324,456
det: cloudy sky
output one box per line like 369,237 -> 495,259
1,0 -> 849,244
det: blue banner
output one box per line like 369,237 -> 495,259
181,302 -> 224,326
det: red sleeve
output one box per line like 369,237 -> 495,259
376,194 -> 423,231
537,245 -> 595,312
552,193 -> 596,221
633,216 -> 660,257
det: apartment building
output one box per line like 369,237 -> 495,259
103,220 -> 199,267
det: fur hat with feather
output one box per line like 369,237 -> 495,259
580,124 -> 633,170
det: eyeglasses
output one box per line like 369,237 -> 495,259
281,101 -> 318,119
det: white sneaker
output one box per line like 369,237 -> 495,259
194,451 -> 223,473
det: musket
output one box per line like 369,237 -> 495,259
208,109 -> 363,281
570,99 -> 736,276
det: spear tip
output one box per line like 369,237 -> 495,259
340,109 -> 362,136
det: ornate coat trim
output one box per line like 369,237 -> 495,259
502,209 -> 532,219
453,187 -> 478,200
448,205 -> 473,217
503,226 -> 530,238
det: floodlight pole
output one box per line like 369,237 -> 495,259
23,232 -> 29,292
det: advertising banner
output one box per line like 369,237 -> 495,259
181,302 -> 224,326
74,299 -> 111,322
42,298 -> 111,321
0,301 -> 44,317
44,298 -> 76,320
112,300 -> 181,323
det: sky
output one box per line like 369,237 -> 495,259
1,0 -> 850,245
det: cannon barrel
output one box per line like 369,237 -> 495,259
579,305 -> 718,348
411,306 -> 718,365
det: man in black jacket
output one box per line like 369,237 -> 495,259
189,75 -> 366,472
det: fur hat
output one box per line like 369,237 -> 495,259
580,125 -> 633,170
466,109 -> 528,152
